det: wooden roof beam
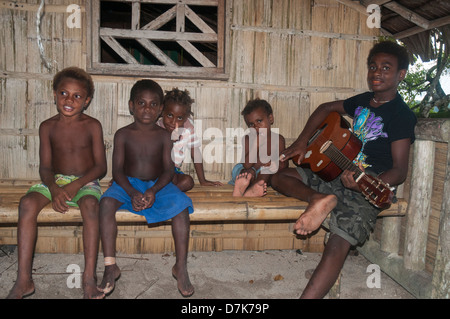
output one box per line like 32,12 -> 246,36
383,1 -> 430,29
361,0 -> 391,5
393,15 -> 450,39
335,0 -> 370,16
374,0 -> 391,4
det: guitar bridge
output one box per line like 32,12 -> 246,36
319,140 -> 332,154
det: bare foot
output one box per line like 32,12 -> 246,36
295,194 -> 337,235
6,278 -> 35,299
243,180 -> 267,197
172,264 -> 194,297
83,276 -> 105,299
232,172 -> 252,197
98,264 -> 121,295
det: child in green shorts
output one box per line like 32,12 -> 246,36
7,67 -> 107,299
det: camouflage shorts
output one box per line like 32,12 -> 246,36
296,167 -> 384,246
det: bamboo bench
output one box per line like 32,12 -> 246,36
0,179 -> 407,225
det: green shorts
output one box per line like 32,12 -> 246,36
295,167 -> 387,246
27,174 -> 102,208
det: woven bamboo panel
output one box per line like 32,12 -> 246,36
0,0 -> 379,182
0,222 -> 327,254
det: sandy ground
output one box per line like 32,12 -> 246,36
0,246 -> 414,302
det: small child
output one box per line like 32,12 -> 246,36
157,88 -> 223,191
229,98 -> 287,197
7,67 -> 107,299
98,80 -> 195,298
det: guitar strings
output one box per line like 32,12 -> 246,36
323,143 -> 363,178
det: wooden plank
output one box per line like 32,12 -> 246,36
100,27 -> 218,42
176,2 -> 185,32
105,0 -> 218,5
0,186 -> 407,224
393,15 -> 450,39
415,118 -> 450,144
131,1 -> 140,30
177,40 -> 216,67
141,5 -> 177,30
100,36 -> 139,64
185,5 -> 216,34
136,38 -> 178,66
0,1 -> 86,13
431,141 -> 450,298
383,1 -> 430,29
229,25 -> 378,41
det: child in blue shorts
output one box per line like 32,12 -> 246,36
98,79 -> 194,297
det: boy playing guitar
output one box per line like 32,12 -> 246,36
272,41 -> 417,299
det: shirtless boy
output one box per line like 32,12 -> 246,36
98,79 -> 194,297
7,67 -> 107,299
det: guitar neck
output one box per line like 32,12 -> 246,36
320,141 -> 364,181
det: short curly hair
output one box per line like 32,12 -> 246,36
367,40 -> 410,71
241,98 -> 273,117
52,66 -> 95,98
163,87 -> 194,116
129,79 -> 164,103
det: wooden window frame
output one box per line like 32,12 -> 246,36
86,0 -> 229,80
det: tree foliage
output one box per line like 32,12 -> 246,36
398,29 -> 450,118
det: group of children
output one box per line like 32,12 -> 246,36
6,40 -> 416,299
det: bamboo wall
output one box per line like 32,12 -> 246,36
0,0 -> 379,182
0,0 -> 379,254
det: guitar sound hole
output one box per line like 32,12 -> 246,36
308,124 -> 327,146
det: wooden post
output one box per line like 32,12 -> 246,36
380,216 -> 402,253
403,140 -> 435,271
431,141 -> 450,298
380,184 -> 404,253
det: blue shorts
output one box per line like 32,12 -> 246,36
228,163 -> 261,185
175,167 -> 184,174
101,177 -> 194,224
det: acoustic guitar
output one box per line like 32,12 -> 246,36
293,111 -> 394,209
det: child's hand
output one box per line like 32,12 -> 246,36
130,191 -> 147,211
49,185 -> 71,213
279,140 -> 307,165
340,164 -> 364,192
200,180 -> 223,187
143,188 -> 156,209
63,182 -> 81,200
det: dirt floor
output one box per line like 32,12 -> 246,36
0,246 -> 414,301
